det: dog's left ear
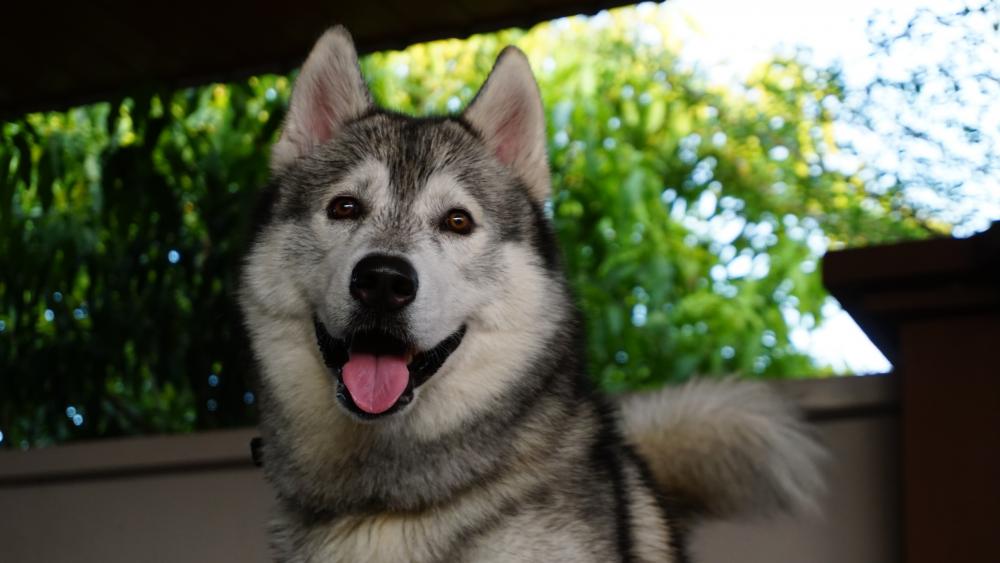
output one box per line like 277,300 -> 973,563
463,47 -> 550,202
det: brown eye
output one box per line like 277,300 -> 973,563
328,196 -> 361,220
443,209 -> 474,235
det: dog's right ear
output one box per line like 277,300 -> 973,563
271,26 -> 372,171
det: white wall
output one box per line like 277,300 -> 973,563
0,376 -> 898,563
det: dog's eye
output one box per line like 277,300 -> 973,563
442,209 -> 475,235
328,196 -> 362,220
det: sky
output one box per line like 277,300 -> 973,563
663,0 -> 979,80
611,0 -> 998,374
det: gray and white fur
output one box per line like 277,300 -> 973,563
239,26 -> 824,562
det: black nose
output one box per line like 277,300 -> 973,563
349,254 -> 419,311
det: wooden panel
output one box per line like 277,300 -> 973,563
824,222 -> 1000,563
823,223 -> 1000,363
900,315 -> 1000,563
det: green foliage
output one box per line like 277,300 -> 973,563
0,79 -> 289,446
0,9 -> 939,448
362,15 -> 937,390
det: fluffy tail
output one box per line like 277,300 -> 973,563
618,378 -> 826,521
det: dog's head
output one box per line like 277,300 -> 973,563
241,28 -> 571,433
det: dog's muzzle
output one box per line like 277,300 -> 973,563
313,318 -> 466,419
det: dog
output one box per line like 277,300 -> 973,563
239,26 -> 824,562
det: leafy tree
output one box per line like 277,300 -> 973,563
0,81 -> 293,446
0,7 -> 944,448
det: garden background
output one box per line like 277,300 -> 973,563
1,1 -> 995,448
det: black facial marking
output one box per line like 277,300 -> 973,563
313,317 -> 349,374
452,115 -> 484,140
409,326 -> 466,387
249,181 -> 281,240
528,198 -> 561,271
271,111 -> 544,250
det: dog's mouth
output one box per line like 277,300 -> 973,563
313,318 -> 466,419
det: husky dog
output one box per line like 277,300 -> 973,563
240,27 -> 824,562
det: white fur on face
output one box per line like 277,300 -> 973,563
296,161 -> 494,349
405,171 -> 493,349
310,158 -> 395,332
407,243 -> 568,438
243,155 -> 565,433
251,31 -> 561,435
242,158 -> 395,328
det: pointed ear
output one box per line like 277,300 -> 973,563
463,47 -> 550,201
271,26 -> 372,170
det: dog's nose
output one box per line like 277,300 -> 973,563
349,254 -> 419,311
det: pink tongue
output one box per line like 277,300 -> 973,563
342,353 -> 410,414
